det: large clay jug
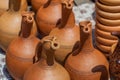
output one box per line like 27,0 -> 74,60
36,0 -> 61,37
49,0 -> 80,64
109,32 -> 120,80
0,0 -> 37,51
65,21 -> 109,80
23,36 -> 70,80
6,12 -> 40,80
31,0 -> 48,12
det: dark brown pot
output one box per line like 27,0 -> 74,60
36,0 -> 62,36
48,0 -> 80,65
65,21 -> 109,80
0,0 -> 37,51
23,36 -> 70,80
6,12 -> 40,80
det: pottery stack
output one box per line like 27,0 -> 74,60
95,0 -> 120,56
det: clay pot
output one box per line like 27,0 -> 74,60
65,21 -> 109,80
0,0 -> 37,51
96,1 -> 120,13
110,32 -> 120,80
96,8 -> 120,20
31,0 -> 48,12
99,0 -> 120,6
96,14 -> 120,26
6,12 -> 40,80
36,0 -> 62,36
23,37 -> 70,80
48,0 -> 80,64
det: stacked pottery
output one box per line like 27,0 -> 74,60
95,0 -> 120,56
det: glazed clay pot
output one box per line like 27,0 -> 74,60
36,0 -> 62,36
0,0 -> 37,51
23,37 -> 70,80
48,0 -> 80,64
65,21 -> 109,80
110,32 -> 120,80
99,0 -> 120,6
6,12 -> 40,80
96,1 -> 120,13
31,0 -> 48,12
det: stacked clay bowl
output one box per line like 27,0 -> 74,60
95,0 -> 120,55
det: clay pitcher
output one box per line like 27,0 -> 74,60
6,11 -> 40,80
31,0 -> 48,12
110,32 -> 120,80
23,36 -> 70,80
36,0 -> 62,37
65,21 -> 109,80
49,0 -> 80,64
0,0 -> 37,51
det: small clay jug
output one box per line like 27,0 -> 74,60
6,12 -> 40,80
65,21 -> 109,80
109,32 -> 120,80
36,0 -> 62,36
49,0 -> 80,64
23,37 -> 70,80
0,0 -> 37,51
31,0 -> 48,12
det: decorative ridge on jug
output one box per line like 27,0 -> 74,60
9,0 -> 21,11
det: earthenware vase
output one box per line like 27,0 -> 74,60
6,12 -> 40,80
65,21 -> 109,80
23,37 -> 70,80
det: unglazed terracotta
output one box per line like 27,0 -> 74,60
96,8 -> 120,20
0,0 -> 37,51
99,0 -> 120,6
23,37 -> 70,80
65,21 -> 109,80
6,12 -> 40,80
48,0 -> 80,64
36,0 -> 62,36
96,14 -> 120,26
96,1 -> 120,13
110,32 -> 120,80
31,0 -> 48,12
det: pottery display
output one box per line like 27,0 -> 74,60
6,11 -> 40,80
31,0 -> 48,12
110,32 -> 120,80
36,0 -> 62,36
48,0 -> 80,64
23,37 -> 70,80
65,21 -> 109,80
0,0 -> 37,51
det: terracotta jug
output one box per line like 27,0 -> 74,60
0,0 -> 37,51
65,21 -> 109,80
6,12 -> 40,80
31,0 -> 48,12
48,0 -> 80,65
23,36 -> 70,80
109,32 -> 120,80
36,0 -> 62,36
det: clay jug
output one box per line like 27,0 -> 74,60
65,21 -> 109,80
109,32 -> 120,80
0,0 -> 37,51
31,0 -> 48,12
49,0 -> 80,64
23,36 -> 70,80
6,12 -> 40,80
36,0 -> 62,37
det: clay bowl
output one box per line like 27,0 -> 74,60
95,27 -> 118,40
96,1 -> 120,13
96,8 -> 120,20
99,0 -> 120,6
96,21 -> 120,32
95,34 -> 118,46
96,14 -> 120,26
